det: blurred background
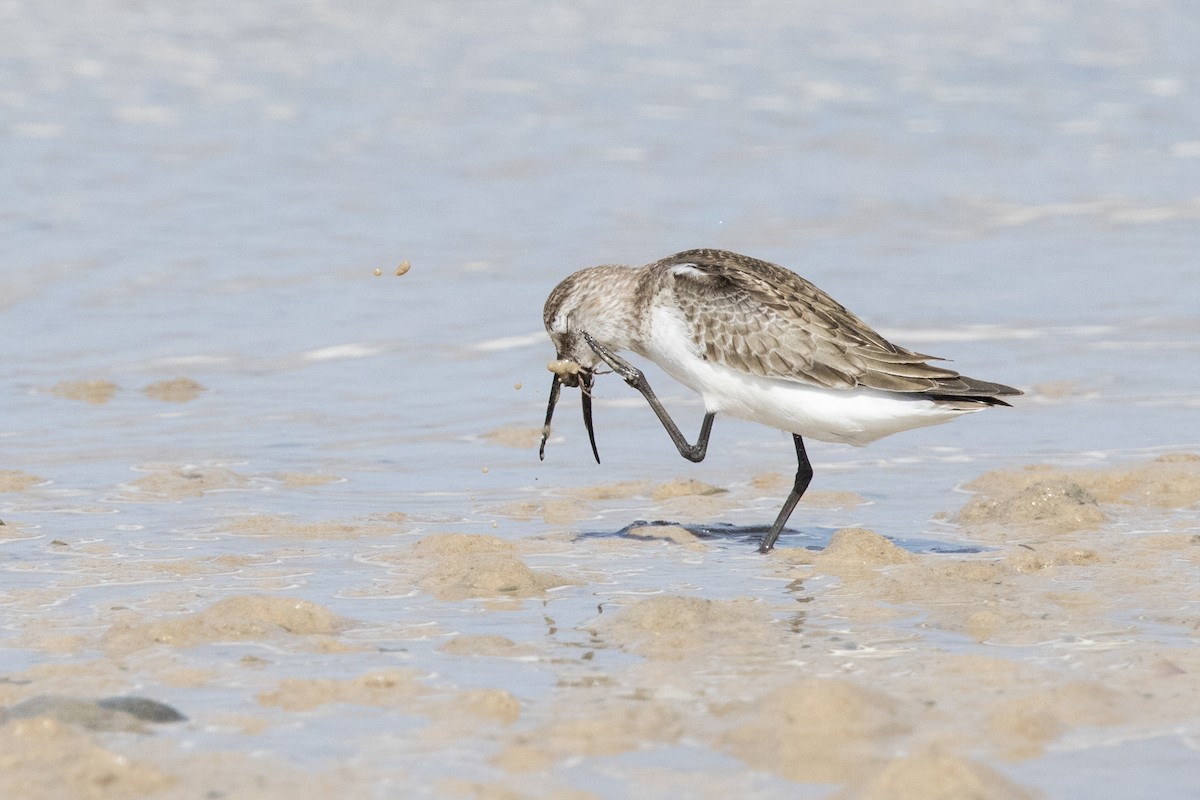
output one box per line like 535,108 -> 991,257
4,1 -> 1197,508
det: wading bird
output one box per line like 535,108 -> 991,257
538,249 -> 1020,553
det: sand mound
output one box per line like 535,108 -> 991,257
103,595 -> 350,655
591,595 -> 777,660
0,469 -> 44,492
0,718 -> 175,799
965,455 -> 1200,513
814,527 -> 917,575
624,523 -> 708,550
142,377 -> 206,402
721,678 -> 908,782
258,669 -> 428,712
413,534 -> 571,601
123,465 -> 247,500
49,380 -> 117,404
957,479 -> 1107,536
838,747 -> 1038,800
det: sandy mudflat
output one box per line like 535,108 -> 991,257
2,454 -> 1198,798
47,380 -> 119,405
4,5 -> 1199,795
142,378 -> 207,403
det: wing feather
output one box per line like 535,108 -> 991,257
656,249 -> 1021,401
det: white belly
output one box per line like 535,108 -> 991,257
642,307 -> 979,446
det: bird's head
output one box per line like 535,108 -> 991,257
537,265 -> 638,464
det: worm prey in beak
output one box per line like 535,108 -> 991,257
539,362 -> 600,464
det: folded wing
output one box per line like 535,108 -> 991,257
659,249 -> 1021,403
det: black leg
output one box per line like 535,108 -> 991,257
758,435 -> 813,553
583,332 -> 714,462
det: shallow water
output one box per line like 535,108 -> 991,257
3,1 -> 1200,798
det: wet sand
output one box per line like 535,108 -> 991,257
3,453 -> 1199,799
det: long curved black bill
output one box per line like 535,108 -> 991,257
580,369 -> 600,464
538,373 -> 562,461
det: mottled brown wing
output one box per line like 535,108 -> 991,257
659,249 -> 1020,399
